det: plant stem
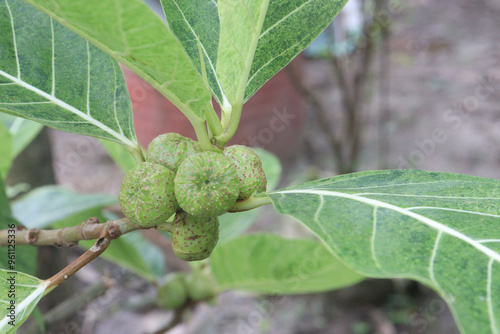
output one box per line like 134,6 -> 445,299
45,228 -> 113,292
228,194 -> 272,212
0,217 -> 139,247
190,117 -> 220,152
215,102 -> 242,147
205,104 -> 224,137
128,145 -> 146,164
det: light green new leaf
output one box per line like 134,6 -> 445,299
25,0 -> 211,122
216,0 -> 270,108
11,186 -> 116,229
0,114 -> 43,158
245,0 -> 348,100
0,122 -> 12,177
211,234 -> 364,294
269,170 -> 500,334
0,0 -> 140,153
0,269 -> 48,333
161,0 -> 347,107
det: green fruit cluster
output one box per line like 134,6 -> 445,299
119,133 -> 267,261
156,270 -> 217,310
156,272 -> 188,310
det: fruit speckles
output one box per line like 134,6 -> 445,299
147,133 -> 201,172
119,162 -> 178,228
171,212 -> 219,261
224,145 -> 267,200
175,152 -> 239,217
119,134 -> 269,262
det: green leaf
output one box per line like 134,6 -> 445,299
25,0 -> 211,121
0,114 -> 43,158
218,209 -> 260,243
245,0 -> 348,100
211,234 -> 364,294
100,139 -> 137,173
269,170 -> 500,334
161,0 -> 347,107
0,176 -> 10,219
0,122 -> 12,177
0,269 -> 48,333
11,186 -> 116,229
160,0 -> 223,105
0,178 -> 37,276
0,0 -> 140,153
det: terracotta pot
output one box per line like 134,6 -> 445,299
123,58 -> 304,161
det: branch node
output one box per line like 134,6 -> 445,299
25,228 -> 40,244
55,227 -> 65,248
82,217 -> 100,240
107,223 -> 121,239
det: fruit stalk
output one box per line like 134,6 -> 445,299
229,194 -> 272,212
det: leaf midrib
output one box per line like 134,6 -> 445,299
275,189 -> 500,262
0,281 -> 47,328
167,0 -> 227,104
24,0 -> 207,123
0,69 -> 137,149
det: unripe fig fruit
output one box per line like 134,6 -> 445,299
175,152 -> 239,217
156,273 -> 188,310
146,133 -> 201,172
171,212 -> 219,261
224,145 -> 267,200
186,272 -> 217,301
119,162 -> 178,227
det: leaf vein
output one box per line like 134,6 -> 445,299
487,258 -> 498,334
406,207 -> 500,218
371,206 -> 382,269
0,69 -> 137,149
276,190 -> 500,262
259,0 -> 314,39
4,0 -> 20,79
429,230 -> 442,286
50,18 -> 55,96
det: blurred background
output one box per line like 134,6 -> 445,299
7,0 -> 500,333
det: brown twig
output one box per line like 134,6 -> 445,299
0,217 -> 140,247
45,228 -> 114,291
